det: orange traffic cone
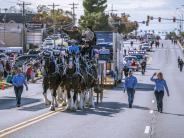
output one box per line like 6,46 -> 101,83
1,82 -> 5,90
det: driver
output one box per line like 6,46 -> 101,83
62,26 -> 82,45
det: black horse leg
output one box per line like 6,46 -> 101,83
53,89 -> 58,107
73,91 -> 78,110
43,84 -> 50,106
66,89 -> 71,109
50,89 -> 57,111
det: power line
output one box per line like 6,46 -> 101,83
17,1 -> 31,53
69,2 -> 78,25
108,4 -> 117,16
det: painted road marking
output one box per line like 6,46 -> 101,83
152,100 -> 155,103
150,110 -> 154,114
144,126 -> 151,134
0,107 -> 66,138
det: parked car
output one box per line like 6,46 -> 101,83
0,53 -> 8,61
123,56 -> 140,71
141,43 -> 152,51
27,49 -> 41,55
14,55 -> 38,67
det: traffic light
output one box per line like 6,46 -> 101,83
158,17 -> 161,22
173,17 -> 176,22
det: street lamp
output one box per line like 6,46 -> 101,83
176,8 -> 183,32
2,8 -> 8,46
176,6 -> 184,32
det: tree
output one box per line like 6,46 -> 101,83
79,12 -> 111,31
109,14 -> 139,34
83,0 -> 107,14
79,0 -> 111,31
33,5 -> 73,27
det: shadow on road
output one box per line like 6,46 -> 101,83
0,97 -> 41,110
116,82 -> 155,91
161,112 -> 184,117
64,102 -> 150,117
19,103 -> 47,112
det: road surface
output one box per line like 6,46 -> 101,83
0,40 -> 184,138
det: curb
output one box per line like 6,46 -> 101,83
177,41 -> 184,54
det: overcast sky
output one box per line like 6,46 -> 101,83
0,0 -> 183,32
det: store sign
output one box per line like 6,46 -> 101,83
98,47 -> 111,60
99,47 -> 110,54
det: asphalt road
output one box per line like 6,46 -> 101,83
1,40 -> 184,138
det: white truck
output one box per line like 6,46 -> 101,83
95,31 -> 123,87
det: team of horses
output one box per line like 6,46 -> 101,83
41,48 -> 99,111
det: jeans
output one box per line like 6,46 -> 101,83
127,88 -> 135,107
154,91 -> 164,112
14,86 -> 23,105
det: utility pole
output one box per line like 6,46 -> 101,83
109,4 -> 117,16
48,3 -> 60,48
17,1 -> 31,54
2,8 -> 8,46
69,2 -> 78,25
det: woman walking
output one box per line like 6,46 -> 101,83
151,72 -> 170,113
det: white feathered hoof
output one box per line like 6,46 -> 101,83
50,105 -> 55,111
71,108 -> 77,112
79,106 -> 84,110
55,103 -> 59,108
62,101 -> 67,106
89,103 -> 95,109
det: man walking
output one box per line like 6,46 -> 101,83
12,68 -> 28,107
124,71 -> 138,108
179,59 -> 184,72
141,59 -> 147,75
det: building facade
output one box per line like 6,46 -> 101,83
0,13 -> 43,48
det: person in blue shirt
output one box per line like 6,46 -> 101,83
68,45 -> 80,55
151,72 -> 170,113
12,68 -> 28,107
124,71 -> 138,108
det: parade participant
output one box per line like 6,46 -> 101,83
130,41 -> 133,47
178,56 -> 180,68
12,68 -> 28,107
82,26 -> 96,58
62,26 -> 82,44
179,59 -> 184,72
151,72 -> 169,113
124,49 -> 127,56
141,59 -> 146,75
131,59 -> 136,66
5,61 -> 11,75
26,65 -> 32,82
123,65 -> 129,78
0,60 -> 4,81
124,71 -> 138,108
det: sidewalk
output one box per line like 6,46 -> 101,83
177,40 -> 184,54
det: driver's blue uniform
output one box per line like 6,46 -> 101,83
68,45 -> 80,54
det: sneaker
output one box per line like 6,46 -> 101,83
129,104 -> 132,108
16,104 -> 20,107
